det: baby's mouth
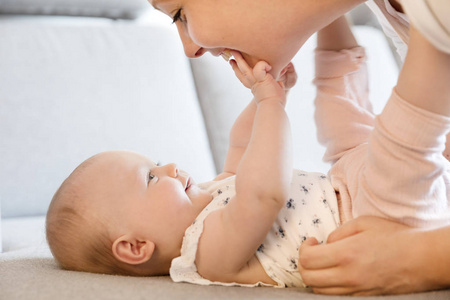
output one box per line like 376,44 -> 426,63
185,178 -> 191,191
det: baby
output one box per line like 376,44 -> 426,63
46,44 -> 342,286
46,17 -> 450,287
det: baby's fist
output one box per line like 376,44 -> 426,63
251,63 -> 286,106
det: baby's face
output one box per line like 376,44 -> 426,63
84,151 -> 212,244
150,0 -> 355,80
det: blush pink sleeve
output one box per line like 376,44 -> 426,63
314,47 -> 374,164
314,47 -> 450,227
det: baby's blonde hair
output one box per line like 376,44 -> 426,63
46,158 -> 141,276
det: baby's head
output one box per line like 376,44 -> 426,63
46,150 -> 212,276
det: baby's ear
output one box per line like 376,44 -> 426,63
112,235 -> 155,265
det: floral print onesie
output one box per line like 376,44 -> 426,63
170,170 -> 340,287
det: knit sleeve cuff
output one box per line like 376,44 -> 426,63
315,46 -> 367,78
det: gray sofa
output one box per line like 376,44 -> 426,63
1,0 -> 449,299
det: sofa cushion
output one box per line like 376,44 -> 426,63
2,215 -> 450,299
0,16 -> 216,218
2,216 -> 47,252
1,240 -> 450,299
0,0 -> 150,19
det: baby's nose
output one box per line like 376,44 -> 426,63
164,163 -> 179,178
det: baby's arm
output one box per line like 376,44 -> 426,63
214,58 -> 296,180
197,54 -> 293,282
213,99 -> 257,181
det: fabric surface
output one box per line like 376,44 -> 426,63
1,243 -> 449,300
0,17 -> 216,218
365,0 -> 410,60
402,0 -> 450,54
368,0 -> 450,58
0,0 -> 151,19
2,216 -> 47,252
2,216 -> 449,299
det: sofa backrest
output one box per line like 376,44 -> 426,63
0,16 -> 216,218
0,0 -> 150,19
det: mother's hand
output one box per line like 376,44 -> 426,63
298,216 -> 437,296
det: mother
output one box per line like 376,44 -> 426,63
150,0 -> 450,295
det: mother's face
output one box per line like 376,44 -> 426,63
151,0 -> 361,79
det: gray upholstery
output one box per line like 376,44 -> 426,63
0,16 -> 216,218
0,0 -> 150,19
2,216 -> 450,299
1,244 -> 450,299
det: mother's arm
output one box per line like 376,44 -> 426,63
298,216 -> 450,295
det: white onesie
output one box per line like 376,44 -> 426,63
170,170 -> 340,287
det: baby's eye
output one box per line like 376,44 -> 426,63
148,171 -> 155,183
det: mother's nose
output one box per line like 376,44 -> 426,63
182,39 -> 205,58
177,29 -> 205,58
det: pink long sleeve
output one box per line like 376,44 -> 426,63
314,47 -> 374,164
314,47 -> 450,227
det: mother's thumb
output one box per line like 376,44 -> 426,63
303,237 -> 319,246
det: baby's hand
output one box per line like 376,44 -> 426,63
278,62 -> 297,92
230,51 -> 286,106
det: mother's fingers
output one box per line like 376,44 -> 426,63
300,262 -> 374,293
298,238 -> 341,270
300,267 -> 353,289
326,219 -> 363,243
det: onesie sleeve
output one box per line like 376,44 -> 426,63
313,47 -> 375,163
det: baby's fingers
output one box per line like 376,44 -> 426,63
253,61 -> 272,82
230,51 -> 255,84
230,59 -> 252,88
281,62 -> 297,90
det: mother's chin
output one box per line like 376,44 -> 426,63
240,52 -> 290,81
